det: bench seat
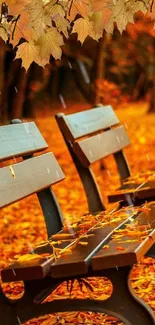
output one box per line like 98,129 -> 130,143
108,180 -> 155,204
2,202 -> 155,282
50,202 -> 155,278
108,172 -> 155,204
92,201 -> 155,271
1,232 -> 75,282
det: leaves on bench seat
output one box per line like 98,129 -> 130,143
1,232 -> 75,282
50,206 -> 141,278
92,202 -> 155,271
1,207 -> 134,281
123,170 -> 155,184
108,183 -> 155,203
108,171 -> 155,203
16,253 -> 51,265
2,203 -> 155,282
50,203 -> 155,278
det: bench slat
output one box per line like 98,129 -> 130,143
50,207 -> 139,278
57,105 -> 119,141
73,126 -> 130,167
0,122 -> 48,161
2,254 -> 54,282
92,202 -> 155,270
1,236 -> 73,282
108,181 -> 155,203
0,153 -> 65,208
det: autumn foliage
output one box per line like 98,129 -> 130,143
0,0 -> 155,70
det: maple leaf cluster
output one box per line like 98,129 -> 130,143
0,0 -> 155,70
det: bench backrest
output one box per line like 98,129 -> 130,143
56,105 -> 131,213
0,120 -> 65,238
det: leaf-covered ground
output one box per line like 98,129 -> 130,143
0,101 -> 155,324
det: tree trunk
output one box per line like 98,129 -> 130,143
92,31 -> 107,105
148,80 -> 155,112
9,62 -> 27,120
92,32 -> 108,170
148,38 -> 155,113
0,39 -> 7,122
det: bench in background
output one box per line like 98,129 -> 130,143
55,105 -> 155,211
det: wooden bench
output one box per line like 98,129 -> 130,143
55,105 -> 155,259
55,105 -> 155,211
0,120 -> 155,325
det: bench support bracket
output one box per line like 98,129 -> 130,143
0,267 -> 154,325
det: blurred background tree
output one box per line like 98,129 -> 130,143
0,12 -> 154,122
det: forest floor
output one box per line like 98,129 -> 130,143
0,101 -> 155,324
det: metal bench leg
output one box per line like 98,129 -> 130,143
0,278 -> 60,325
0,286 -> 18,325
1,268 -> 154,325
146,244 -> 155,258
99,266 -> 155,325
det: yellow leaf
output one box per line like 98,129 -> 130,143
9,165 -> 15,177
41,318 -> 53,325
51,233 -> 75,240
90,12 -> 103,39
15,41 -> 39,70
38,27 -> 64,60
48,1 -> 65,17
0,24 -> 8,42
102,245 -> 109,249
72,17 -> 94,43
17,254 -> 42,264
105,0 -> 148,34
26,0 -> 51,36
54,16 -> 70,38
67,0 -> 90,21
79,241 -> 88,246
